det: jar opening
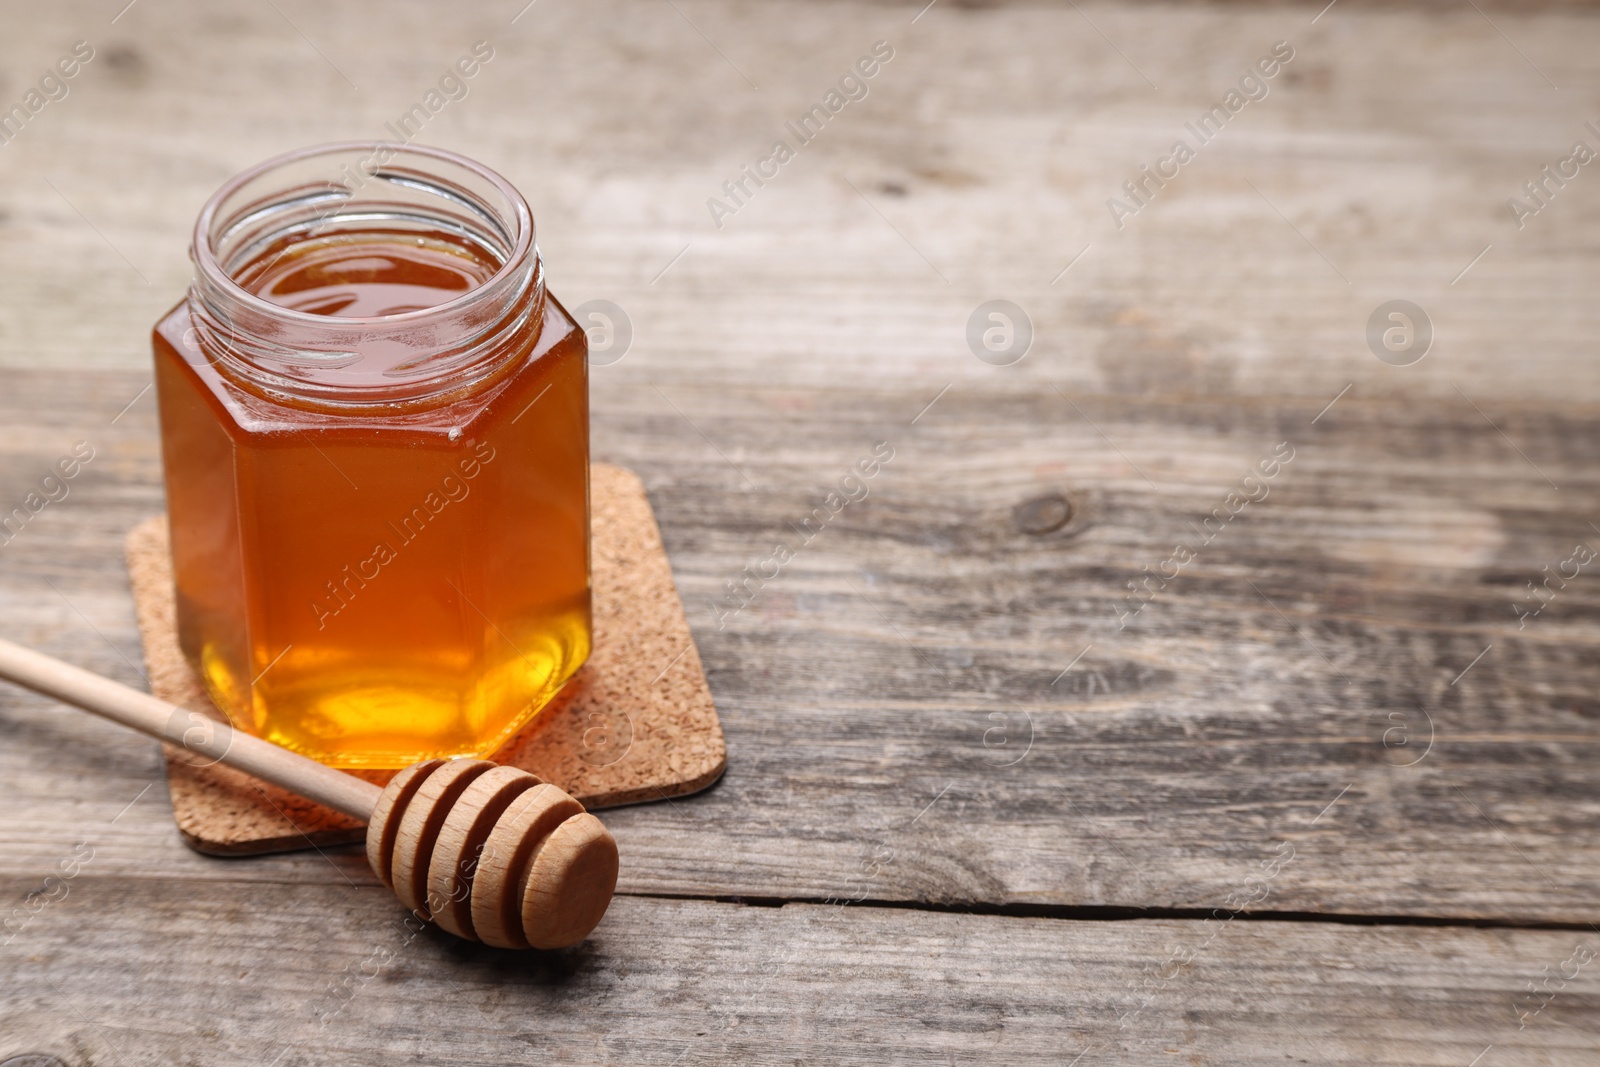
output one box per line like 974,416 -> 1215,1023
190,143 -> 541,407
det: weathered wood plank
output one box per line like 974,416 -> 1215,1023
2,7 -> 1600,1056
0,880 -> 1595,1066
1,0 -> 1599,409
1,369 -> 1595,924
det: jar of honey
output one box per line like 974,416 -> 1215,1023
153,143 -> 590,768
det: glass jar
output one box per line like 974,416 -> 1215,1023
152,142 -> 591,769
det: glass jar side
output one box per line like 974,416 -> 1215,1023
154,144 -> 593,767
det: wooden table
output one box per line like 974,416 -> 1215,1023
2,1 -> 1597,1062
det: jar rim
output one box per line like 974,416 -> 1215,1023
191,140 -> 535,329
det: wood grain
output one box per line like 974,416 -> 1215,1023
0,882 -> 1595,1066
1,0 -> 1598,408
2,0 -> 1598,1058
2,369 -> 1595,924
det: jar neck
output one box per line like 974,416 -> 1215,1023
189,143 -> 541,409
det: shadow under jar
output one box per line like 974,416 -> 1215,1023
153,142 -> 591,769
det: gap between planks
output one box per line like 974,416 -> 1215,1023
575,890 -> 1600,934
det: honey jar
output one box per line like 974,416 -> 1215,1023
153,143 -> 590,768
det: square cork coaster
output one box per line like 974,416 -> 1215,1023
125,463 -> 725,856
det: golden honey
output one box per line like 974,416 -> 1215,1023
153,144 -> 590,768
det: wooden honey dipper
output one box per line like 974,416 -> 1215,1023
0,636 -> 618,949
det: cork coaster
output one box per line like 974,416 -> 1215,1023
125,463 -> 725,857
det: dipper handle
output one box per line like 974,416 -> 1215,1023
0,636 -> 381,819
0,635 -> 619,948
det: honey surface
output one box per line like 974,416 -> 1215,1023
154,233 -> 591,768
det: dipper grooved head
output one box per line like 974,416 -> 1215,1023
368,760 -> 619,949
